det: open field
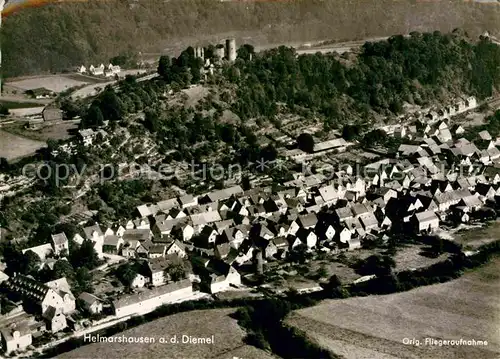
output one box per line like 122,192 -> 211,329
70,80 -> 115,99
393,244 -> 449,271
57,308 -> 275,359
0,130 -> 46,161
2,121 -> 79,142
63,73 -> 111,84
8,107 -> 46,118
286,258 -> 500,359
7,75 -> 89,93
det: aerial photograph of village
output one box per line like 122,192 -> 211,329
0,0 -> 499,358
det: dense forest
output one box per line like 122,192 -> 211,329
3,0 -> 500,76
229,32 -> 500,123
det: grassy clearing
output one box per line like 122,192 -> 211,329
454,219 -> 500,250
286,258 -> 500,359
2,121 -> 78,142
393,243 -> 449,271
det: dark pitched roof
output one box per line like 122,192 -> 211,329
51,233 -> 68,246
298,213 -> 318,228
42,306 -> 60,320
149,244 -> 166,254
78,292 -> 101,306
147,258 -> 170,273
123,229 -> 151,242
5,275 -> 49,302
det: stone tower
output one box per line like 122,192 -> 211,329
225,38 -> 236,62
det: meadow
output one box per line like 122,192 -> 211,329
7,75 -> 88,93
57,308 -> 275,359
0,130 -> 46,161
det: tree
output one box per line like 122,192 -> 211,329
323,274 -> 349,298
0,157 -> 9,171
82,105 -> 104,129
190,58 -> 204,84
52,260 -> 75,281
116,262 -> 139,287
362,129 -> 388,146
98,88 -> 124,122
327,274 -> 342,288
110,52 -> 138,68
219,124 -> 236,144
60,99 -> 81,120
0,104 -> 9,116
342,124 -> 361,141
70,239 -> 100,270
164,255 -> 191,282
237,44 -> 255,61
241,175 -> 251,191
297,133 -> 315,153
260,144 -> 278,162
358,254 -> 396,277
158,55 -> 172,80
74,267 -> 93,294
316,265 -> 328,278
26,251 -> 42,274
2,243 -> 24,275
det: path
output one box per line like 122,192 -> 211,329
70,72 -> 157,100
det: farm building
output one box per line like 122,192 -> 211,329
89,64 -> 105,76
105,64 -> 121,77
412,211 -> 439,232
25,88 -> 54,99
78,292 -> 103,314
0,317 -> 34,354
313,138 -> 349,153
112,279 -> 193,317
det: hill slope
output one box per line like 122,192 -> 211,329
2,0 -> 500,77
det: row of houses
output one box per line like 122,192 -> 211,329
77,63 -> 121,77
381,96 -> 478,137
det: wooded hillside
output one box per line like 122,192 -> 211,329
2,0 -> 500,77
